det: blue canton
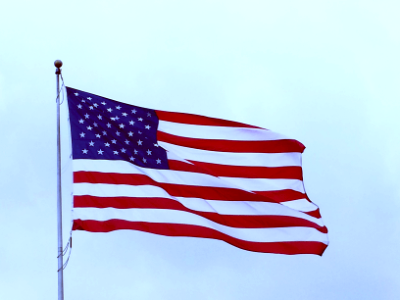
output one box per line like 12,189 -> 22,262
66,87 -> 169,169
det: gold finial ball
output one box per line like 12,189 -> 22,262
54,60 -> 63,68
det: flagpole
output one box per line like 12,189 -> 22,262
55,59 -> 64,300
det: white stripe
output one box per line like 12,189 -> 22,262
219,177 -> 305,193
74,159 -> 304,192
74,182 -> 169,198
165,150 -> 193,164
175,197 -> 324,226
73,207 -> 328,243
161,142 -> 302,167
158,120 -> 289,141
282,199 -> 319,212
73,183 -> 324,226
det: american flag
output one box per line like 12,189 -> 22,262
67,87 -> 328,255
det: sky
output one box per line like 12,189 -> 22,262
0,0 -> 399,299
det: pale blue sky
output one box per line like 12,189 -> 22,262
0,1 -> 399,299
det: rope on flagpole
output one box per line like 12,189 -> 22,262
61,236 -> 72,270
54,66 -> 73,272
59,73 -> 66,105
57,235 -> 72,271
56,69 -> 65,105
56,73 -> 66,104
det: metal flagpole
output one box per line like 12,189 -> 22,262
55,59 -> 64,300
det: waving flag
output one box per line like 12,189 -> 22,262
66,87 -> 328,255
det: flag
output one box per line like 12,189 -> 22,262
66,87 -> 328,255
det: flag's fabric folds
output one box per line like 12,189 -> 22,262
66,87 -> 328,255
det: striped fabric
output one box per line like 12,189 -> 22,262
68,87 -> 328,255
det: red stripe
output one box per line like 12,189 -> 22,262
303,209 -> 322,219
73,219 -> 327,255
158,131 -> 305,153
74,171 -> 287,203
156,110 -> 260,128
254,190 -> 309,203
75,171 -> 319,215
168,160 -> 304,180
74,195 -> 327,233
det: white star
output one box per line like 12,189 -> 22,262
101,102 -> 106,105
110,117 -> 116,121
93,103 -> 99,108
95,134 -> 101,138
147,112 -> 151,117
93,122 -> 98,127
115,116 -> 120,120
156,159 -> 161,164
129,156 -> 135,161
80,132 -> 85,138
82,149 -> 88,154
79,119 -> 84,124
74,93 -> 79,96
145,125 -> 150,130
134,149 -> 138,154
125,140 -> 130,145
81,100 -> 86,103
113,151 -> 119,155
77,104 -> 82,109
89,106 -> 94,110
143,158 -> 147,163
122,112 -> 128,117
84,113 -> 90,119
89,141 -> 95,146
102,131 -> 107,136
106,123 -> 112,128
87,126 -> 92,130
129,120 -> 135,125
97,115 -> 102,120
87,97 -> 92,100
119,124 -> 125,129
121,148 -> 127,153
137,140 -> 143,145
107,108 -> 113,113
111,139 -> 117,144
116,106 -> 121,110
146,149 -> 152,155
116,131 -> 121,136
132,109 -> 137,114
138,131 -> 142,134
138,117 -> 143,121
105,142 -> 110,147
98,149 -> 104,155
154,143 -> 159,147
128,131 -> 134,137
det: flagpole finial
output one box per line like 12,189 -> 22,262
54,60 -> 63,69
